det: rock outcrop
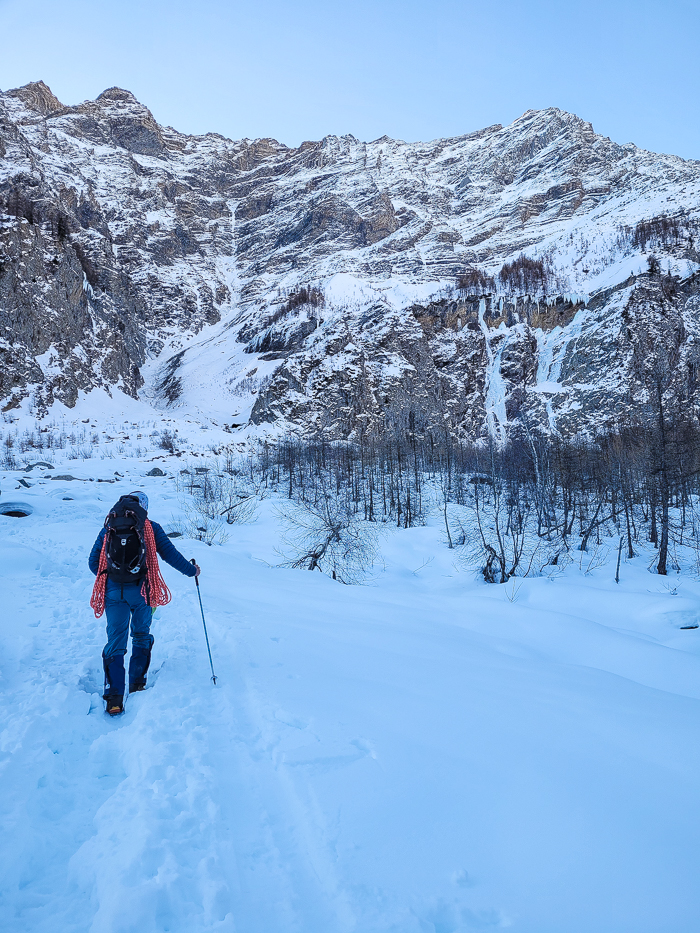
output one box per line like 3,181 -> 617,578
2,82 -> 700,438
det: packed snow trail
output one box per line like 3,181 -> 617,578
0,490 -> 361,932
2,471 -> 700,932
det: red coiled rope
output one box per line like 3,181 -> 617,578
90,519 -> 171,618
141,520 -> 171,609
90,536 -> 109,618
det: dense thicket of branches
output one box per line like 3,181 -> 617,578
456,269 -> 496,295
264,285 -> 325,328
5,399 -> 700,582
632,215 -> 683,251
454,257 -> 555,298
238,402 -> 700,581
616,211 -> 700,254
498,256 -> 552,295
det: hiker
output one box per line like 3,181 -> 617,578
89,491 -> 200,715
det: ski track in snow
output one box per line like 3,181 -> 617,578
2,466 -> 700,932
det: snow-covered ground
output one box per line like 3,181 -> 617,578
2,442 -> 700,933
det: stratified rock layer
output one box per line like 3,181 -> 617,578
2,82 -> 700,437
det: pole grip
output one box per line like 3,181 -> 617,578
191,558 -> 200,587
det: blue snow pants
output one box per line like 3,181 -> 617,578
103,580 -> 154,658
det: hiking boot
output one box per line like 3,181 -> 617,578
128,644 -> 152,694
103,653 -> 125,697
105,694 -> 124,716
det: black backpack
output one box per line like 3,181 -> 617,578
104,496 -> 148,584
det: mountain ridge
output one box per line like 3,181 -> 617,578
2,81 -> 700,440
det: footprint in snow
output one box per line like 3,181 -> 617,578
78,673 -> 102,695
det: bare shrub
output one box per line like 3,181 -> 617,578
158,429 -> 178,454
1,448 -> 18,470
68,444 -> 93,460
277,494 -> 380,583
579,543 -> 610,575
173,458 -> 260,544
167,511 -> 229,546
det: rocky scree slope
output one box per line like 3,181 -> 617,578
2,81 -> 700,438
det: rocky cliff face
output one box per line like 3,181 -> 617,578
2,81 -> 700,438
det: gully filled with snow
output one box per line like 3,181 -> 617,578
1,449 -> 700,933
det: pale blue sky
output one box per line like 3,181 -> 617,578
0,0 -> 698,158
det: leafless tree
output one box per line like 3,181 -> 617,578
277,493 -> 381,584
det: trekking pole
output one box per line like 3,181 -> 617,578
191,559 -> 217,684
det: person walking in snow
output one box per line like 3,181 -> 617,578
89,491 -> 200,715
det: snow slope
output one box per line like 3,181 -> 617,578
1,453 -> 700,932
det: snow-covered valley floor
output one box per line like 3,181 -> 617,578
2,445 -> 700,933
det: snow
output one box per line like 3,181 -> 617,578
323,272 -> 450,312
2,448 -> 700,932
478,302 -> 509,445
34,347 -> 63,379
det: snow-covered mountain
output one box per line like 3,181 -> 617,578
2,81 -> 700,437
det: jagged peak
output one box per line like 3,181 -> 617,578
369,134 -> 402,146
517,106 -> 582,121
97,86 -> 138,103
509,106 -> 594,135
6,80 -> 64,114
73,86 -> 168,157
96,87 -> 143,106
93,87 -> 162,125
